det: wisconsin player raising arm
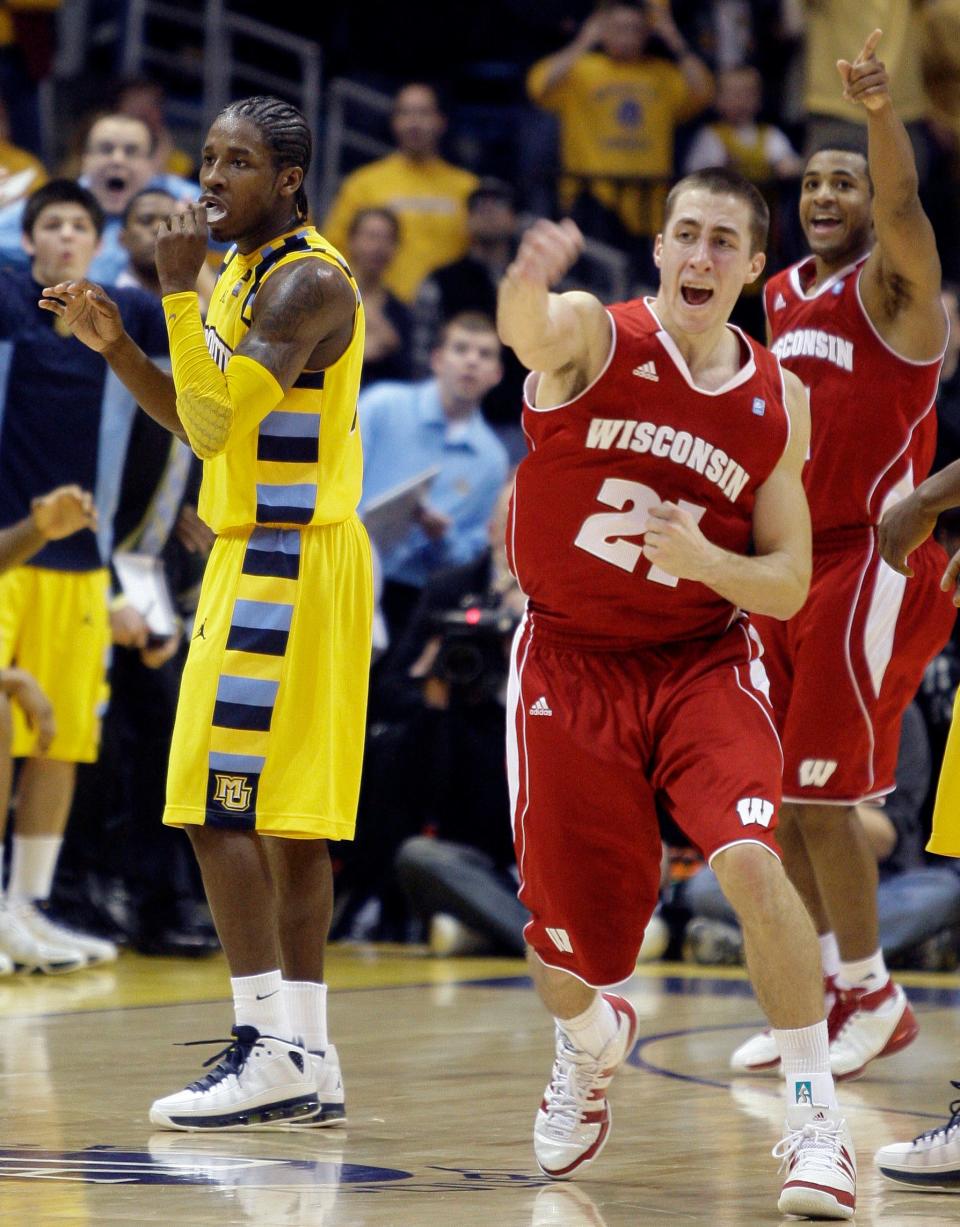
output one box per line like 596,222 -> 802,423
40,97 -> 372,1134
497,170 -> 856,1220
731,29 -> 954,1122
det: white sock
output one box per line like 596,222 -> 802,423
775,1021 -> 839,1127
7,835 -> 62,902
558,994 -> 619,1058
818,932 -> 840,981
284,980 -> 328,1052
838,948 -> 887,992
231,970 -> 290,1039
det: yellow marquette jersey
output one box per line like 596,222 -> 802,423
199,224 -> 365,533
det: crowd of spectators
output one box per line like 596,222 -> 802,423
1,0 -> 960,972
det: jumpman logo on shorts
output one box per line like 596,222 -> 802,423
193,619 -> 207,641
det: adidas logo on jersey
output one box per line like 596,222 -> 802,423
529,695 -> 553,716
798,758 -> 838,788
546,927 -> 573,953
773,292 -> 786,311
632,360 -> 659,381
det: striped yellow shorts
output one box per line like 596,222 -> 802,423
929,689 -> 960,858
0,566 -> 111,761
164,515 -> 373,839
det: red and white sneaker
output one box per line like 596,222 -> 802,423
533,993 -> 638,1180
775,1114 -> 857,1220
730,976 -> 838,1075
829,980 -> 918,1081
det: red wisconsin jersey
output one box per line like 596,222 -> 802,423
507,298 -> 791,647
765,256 -> 943,536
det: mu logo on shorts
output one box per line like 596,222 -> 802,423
212,773 -> 254,812
736,796 -> 774,828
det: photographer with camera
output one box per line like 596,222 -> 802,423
335,479 -> 528,953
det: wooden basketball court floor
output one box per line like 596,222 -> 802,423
1,947 -> 959,1225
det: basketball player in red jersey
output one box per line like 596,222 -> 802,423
731,30 -> 954,1087
498,167 -> 856,1219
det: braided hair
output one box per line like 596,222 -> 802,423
218,95 -> 312,220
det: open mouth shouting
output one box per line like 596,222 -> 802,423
681,284 -> 714,307
100,171 -> 131,205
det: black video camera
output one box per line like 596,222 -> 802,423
429,595 -> 519,696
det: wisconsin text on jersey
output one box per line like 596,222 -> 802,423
769,328 -> 854,372
586,418 -> 751,502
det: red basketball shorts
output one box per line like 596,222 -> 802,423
507,613 -> 784,988
754,533 -> 954,805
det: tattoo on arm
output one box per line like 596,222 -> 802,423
239,262 -> 355,387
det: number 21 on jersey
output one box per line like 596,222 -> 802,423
574,477 -> 705,587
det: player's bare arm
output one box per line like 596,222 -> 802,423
843,30 -> 947,360
643,369 -> 811,619
237,257 -> 356,389
497,218 -> 611,404
37,279 -> 186,441
879,456 -> 960,579
155,204 -> 353,460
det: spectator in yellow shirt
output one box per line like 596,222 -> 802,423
323,83 -> 478,302
0,98 -> 46,206
527,0 -> 712,264
804,0 -> 931,181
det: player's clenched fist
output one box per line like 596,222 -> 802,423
642,501 -> 719,583
31,485 -> 97,541
506,218 -> 585,289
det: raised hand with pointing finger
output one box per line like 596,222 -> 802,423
837,28 -> 889,112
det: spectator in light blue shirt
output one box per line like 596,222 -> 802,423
359,311 -> 510,637
0,113 -> 197,283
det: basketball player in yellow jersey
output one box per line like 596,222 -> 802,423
40,96 -> 373,1130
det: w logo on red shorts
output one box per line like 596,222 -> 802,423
798,759 -> 838,788
736,797 -> 774,827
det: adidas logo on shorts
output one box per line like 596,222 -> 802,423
529,696 -> 553,716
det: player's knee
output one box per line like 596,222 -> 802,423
792,801 -> 857,840
712,843 -> 784,924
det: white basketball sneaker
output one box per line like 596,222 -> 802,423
774,1113 -> 857,1219
149,1026 -> 319,1131
264,1043 -> 346,1128
731,975 -> 839,1074
874,1082 -> 960,1190
0,948 -> 12,976
0,898 -> 86,974
829,980 -> 918,1080
16,901 -> 118,966
730,1027 -> 781,1074
534,993 -> 638,1180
